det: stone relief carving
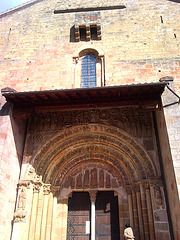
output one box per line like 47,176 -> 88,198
27,165 -> 36,180
17,187 -> 26,210
153,185 -> 165,210
29,108 -> 153,136
14,210 -> 27,223
27,108 -> 153,156
14,186 -> 27,223
43,184 -> 51,195
33,182 -> 42,193
61,165 -> 120,190
29,124 -> 157,187
150,179 -> 165,210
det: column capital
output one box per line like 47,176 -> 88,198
126,185 -> 132,195
18,180 -> 31,189
51,186 -> 61,197
33,182 -> 42,193
150,178 -> 164,188
132,182 -> 140,192
89,190 -> 98,202
142,181 -> 150,190
43,184 -> 51,195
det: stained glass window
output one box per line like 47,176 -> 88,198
81,55 -> 96,88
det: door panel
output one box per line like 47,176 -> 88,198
95,191 -> 120,240
67,191 -> 120,240
67,192 -> 90,240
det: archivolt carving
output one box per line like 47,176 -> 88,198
46,149 -> 135,185
30,124 -> 157,186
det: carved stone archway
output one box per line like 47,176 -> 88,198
12,124 -> 171,240
32,124 -> 157,185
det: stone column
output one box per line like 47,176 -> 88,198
144,182 -> 155,240
40,184 -> 51,240
140,182 -> 150,240
51,187 -> 60,240
89,190 -> 98,240
127,187 -> 134,228
72,57 -> 78,88
34,183 -> 44,240
132,187 -> 139,237
117,191 -> 129,240
55,197 -> 68,240
28,182 -> 42,240
45,192 -> 54,240
135,184 -> 144,240
51,196 -> 57,240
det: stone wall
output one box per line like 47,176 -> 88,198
0,0 -> 179,239
0,0 -> 179,93
0,106 -> 26,240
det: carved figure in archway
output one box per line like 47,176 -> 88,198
18,188 -> 26,210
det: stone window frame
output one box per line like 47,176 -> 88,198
72,47 -> 105,88
75,23 -> 101,42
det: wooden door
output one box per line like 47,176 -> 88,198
95,191 -> 120,240
67,192 -> 90,240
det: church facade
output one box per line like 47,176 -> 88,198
0,0 -> 180,240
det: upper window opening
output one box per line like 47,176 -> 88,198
90,26 -> 98,40
79,26 -> 87,41
81,55 -> 97,88
74,24 -> 101,42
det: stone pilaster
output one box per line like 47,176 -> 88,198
143,182 -> 155,240
140,182 -> 150,240
132,186 -> 139,237
28,182 -> 42,240
127,186 -> 134,228
150,179 -> 171,240
55,197 -> 68,240
40,184 -> 51,240
135,183 -> 144,240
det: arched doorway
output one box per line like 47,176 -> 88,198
12,124 -> 170,240
67,191 -> 120,240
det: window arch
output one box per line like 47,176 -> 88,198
72,47 -> 105,88
81,54 -> 97,88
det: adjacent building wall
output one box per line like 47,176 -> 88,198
0,100 -> 27,240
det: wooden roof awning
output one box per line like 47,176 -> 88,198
2,82 -> 166,117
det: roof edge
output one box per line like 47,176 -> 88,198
0,0 -> 44,18
2,82 -> 167,98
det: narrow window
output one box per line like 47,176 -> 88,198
79,26 -> 86,41
90,26 -> 98,40
73,24 -> 101,42
81,55 -> 96,88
